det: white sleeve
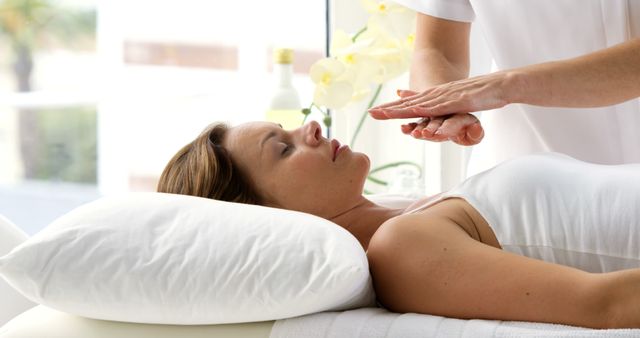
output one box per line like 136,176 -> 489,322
391,0 -> 475,23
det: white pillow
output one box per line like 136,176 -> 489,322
0,192 -> 375,325
0,215 -> 35,326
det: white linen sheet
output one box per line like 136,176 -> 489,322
270,307 -> 640,338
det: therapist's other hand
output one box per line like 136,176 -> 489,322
384,89 -> 485,146
401,114 -> 484,146
368,72 -> 515,119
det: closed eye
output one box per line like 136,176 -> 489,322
281,143 -> 292,156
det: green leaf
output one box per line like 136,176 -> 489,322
323,116 -> 332,128
301,108 -> 311,115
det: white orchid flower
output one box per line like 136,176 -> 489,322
361,0 -> 415,41
309,2 -> 416,109
310,58 -> 354,109
357,26 -> 412,83
330,29 -> 382,101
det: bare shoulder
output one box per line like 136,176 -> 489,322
372,198 -> 476,248
367,206 -> 471,256
365,210 -> 484,313
398,197 -> 500,249
367,198 -> 501,267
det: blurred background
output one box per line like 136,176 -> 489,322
0,0 -> 491,235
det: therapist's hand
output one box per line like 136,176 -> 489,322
368,71 -> 515,119
401,114 -> 485,145
393,90 -> 485,146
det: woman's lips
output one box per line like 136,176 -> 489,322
331,139 -> 341,161
332,139 -> 349,161
336,145 -> 349,160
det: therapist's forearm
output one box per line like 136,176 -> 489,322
510,38 -> 640,107
410,48 -> 470,92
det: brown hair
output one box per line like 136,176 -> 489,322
157,123 -> 263,204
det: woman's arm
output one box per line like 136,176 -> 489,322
370,39 -> 640,119
366,212 -> 640,328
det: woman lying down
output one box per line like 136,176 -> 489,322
157,121 -> 640,329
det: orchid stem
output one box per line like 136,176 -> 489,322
352,27 -> 368,42
366,174 -> 387,186
301,103 -> 313,125
301,103 -> 328,126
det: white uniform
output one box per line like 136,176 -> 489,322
407,153 -> 640,273
392,0 -> 640,176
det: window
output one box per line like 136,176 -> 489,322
0,0 -> 327,234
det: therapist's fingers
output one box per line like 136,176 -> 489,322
438,113 -> 474,135
413,117 -> 448,141
401,122 -> 418,134
449,122 -> 484,146
369,89 -> 421,119
408,119 -> 427,137
438,114 -> 484,146
371,87 -> 441,113
370,106 -> 430,120
371,72 -> 513,120
400,114 -> 483,145
401,118 -> 426,135
377,89 -> 419,108
397,89 -> 418,98
463,122 -> 485,145
414,100 -> 475,118
370,89 -> 419,112
378,95 -> 466,119
370,93 -> 453,120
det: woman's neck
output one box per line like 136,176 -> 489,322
329,198 -> 404,251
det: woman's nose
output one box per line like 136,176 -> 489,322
303,121 -> 322,146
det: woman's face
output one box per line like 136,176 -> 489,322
223,121 -> 370,218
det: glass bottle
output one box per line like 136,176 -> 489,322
266,48 -> 303,130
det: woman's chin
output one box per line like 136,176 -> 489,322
354,151 -> 371,168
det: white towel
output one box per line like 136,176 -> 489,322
270,307 -> 640,338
